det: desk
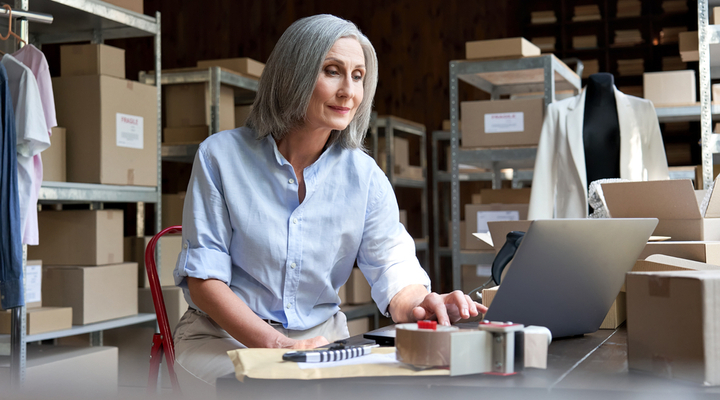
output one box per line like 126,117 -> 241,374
216,325 -> 720,400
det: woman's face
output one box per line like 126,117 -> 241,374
305,37 -> 366,134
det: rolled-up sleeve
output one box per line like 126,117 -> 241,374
357,172 -> 431,316
174,145 -> 233,288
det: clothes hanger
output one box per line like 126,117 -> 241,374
0,4 -> 27,55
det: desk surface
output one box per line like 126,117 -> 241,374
216,325 -> 720,400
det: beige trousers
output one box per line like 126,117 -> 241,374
173,308 -> 349,391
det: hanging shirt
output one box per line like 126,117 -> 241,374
2,54 -> 49,245
0,62 -> 24,309
174,127 -> 431,330
12,45 -> 57,246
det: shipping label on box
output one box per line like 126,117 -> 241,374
484,112 -> 524,133
26,261 -> 42,308
476,211 -> 519,234
116,113 -> 144,149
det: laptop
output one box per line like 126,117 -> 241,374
364,218 -> 658,343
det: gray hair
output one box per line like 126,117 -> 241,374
246,14 -> 378,149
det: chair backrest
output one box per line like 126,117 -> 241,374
144,225 -> 182,392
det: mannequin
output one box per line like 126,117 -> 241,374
583,73 -> 621,187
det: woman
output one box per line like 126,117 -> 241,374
173,14 -> 485,387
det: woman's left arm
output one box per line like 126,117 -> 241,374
388,284 -> 486,326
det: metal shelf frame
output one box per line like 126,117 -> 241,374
368,115 -> 430,275
447,55 -> 582,291
9,0 -> 162,387
139,67 -> 259,164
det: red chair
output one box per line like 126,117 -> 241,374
144,225 -> 183,394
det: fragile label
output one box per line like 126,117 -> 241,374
484,112 -> 524,134
476,210 -> 520,234
25,264 -> 41,304
116,113 -> 144,149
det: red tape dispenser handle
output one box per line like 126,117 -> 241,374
417,320 -> 437,330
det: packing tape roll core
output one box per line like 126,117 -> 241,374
395,324 -> 462,367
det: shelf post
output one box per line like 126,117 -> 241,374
449,61 -> 461,291
699,0 -> 714,189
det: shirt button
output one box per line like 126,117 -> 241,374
293,218 -> 298,224
288,178 -> 295,184
290,262 -> 296,269
183,243 -> 188,249
286,303 -> 292,309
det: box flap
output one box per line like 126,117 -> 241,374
487,220 -> 533,253
628,270 -> 720,279
704,175 -> 720,218
644,254 -> 720,270
602,180 -> 701,219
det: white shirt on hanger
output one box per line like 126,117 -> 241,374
2,54 -> 49,245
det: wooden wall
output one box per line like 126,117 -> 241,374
109,0 -> 522,133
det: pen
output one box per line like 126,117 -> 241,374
282,344 -> 377,363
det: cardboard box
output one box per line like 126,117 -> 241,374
60,43 -> 125,79
715,7 -> 720,25
162,193 -> 186,228
638,241 -> 720,266
466,37 -> 541,60
602,178 -> 720,241
627,271 -> 720,385
338,284 -> 346,305
164,83 -> 235,131
345,268 -> 372,305
124,234 -> 182,287
53,75 -> 158,186
487,220 -> 533,254
462,264 -> 491,294
42,263 -> 138,325
442,119 -> 460,131
479,188 -> 531,204
598,292 -> 626,329
678,31 -> 699,62
377,136 -> 410,170
0,346 -> 118,397
235,105 -> 253,126
347,317 -> 371,337
623,254 -> 720,292
0,307 -> 72,335
481,285 -> 499,308
643,70 -> 696,106
43,127 -> 66,182
395,165 -> 424,180
163,126 -> 208,144
471,194 -> 482,204
104,0 -> 143,14
29,210 -> 124,266
197,57 -> 265,79
465,204 -> 528,250
138,286 -> 188,331
461,99 -> 544,148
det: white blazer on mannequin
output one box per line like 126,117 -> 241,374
528,87 -> 669,219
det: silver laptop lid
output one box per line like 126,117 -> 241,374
483,218 -> 658,338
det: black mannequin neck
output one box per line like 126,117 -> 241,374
585,73 -> 615,107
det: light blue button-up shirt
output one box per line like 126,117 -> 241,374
174,127 -> 430,330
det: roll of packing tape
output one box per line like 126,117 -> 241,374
395,323 -> 462,367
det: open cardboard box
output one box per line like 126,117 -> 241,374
602,177 -> 720,241
623,254 -> 720,292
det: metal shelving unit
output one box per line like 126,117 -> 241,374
3,0 -> 162,387
139,66 -> 259,164
369,115 -> 429,273
447,55 -> 582,290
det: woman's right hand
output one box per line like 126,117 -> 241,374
289,335 -> 330,349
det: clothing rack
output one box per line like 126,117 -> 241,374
5,3 -> 53,389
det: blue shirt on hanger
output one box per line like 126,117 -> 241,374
174,127 -> 430,330
0,62 -> 24,310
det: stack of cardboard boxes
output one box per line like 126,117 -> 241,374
162,57 -> 263,145
377,135 -> 424,181
600,177 -> 720,383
